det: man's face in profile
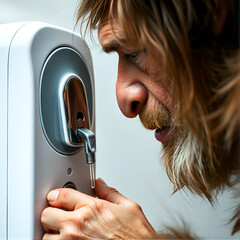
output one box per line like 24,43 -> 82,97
97,13 -> 211,195
98,16 -> 174,144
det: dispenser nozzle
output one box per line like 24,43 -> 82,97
76,128 -> 96,189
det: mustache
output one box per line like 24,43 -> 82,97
139,103 -> 171,129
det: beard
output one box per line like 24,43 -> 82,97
139,102 -> 171,129
161,122 -> 207,197
139,103 -> 236,201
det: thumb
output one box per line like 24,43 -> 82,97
47,188 -> 95,210
95,178 -> 128,205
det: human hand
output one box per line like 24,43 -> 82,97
41,178 -> 157,239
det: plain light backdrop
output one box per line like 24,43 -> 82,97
0,0 -> 238,239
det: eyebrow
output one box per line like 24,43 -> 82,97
101,38 -> 126,53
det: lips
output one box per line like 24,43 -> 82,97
155,127 -> 170,143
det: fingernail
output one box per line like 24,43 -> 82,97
97,178 -> 108,186
47,190 -> 59,202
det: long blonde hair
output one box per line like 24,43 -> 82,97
77,1 -> 240,233
77,0 -> 239,195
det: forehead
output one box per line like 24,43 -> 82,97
98,17 -> 126,51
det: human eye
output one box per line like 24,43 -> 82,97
122,49 -> 147,69
124,51 -> 140,61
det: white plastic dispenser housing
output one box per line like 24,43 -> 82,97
0,22 -> 95,239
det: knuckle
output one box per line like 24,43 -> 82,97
41,207 -> 50,223
71,211 -> 88,228
62,216 -> 87,239
88,199 -> 104,213
77,215 -> 88,229
62,227 -> 82,239
127,201 -> 142,212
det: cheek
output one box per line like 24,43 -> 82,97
145,64 -> 173,110
150,81 -> 173,110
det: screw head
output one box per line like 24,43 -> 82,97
67,167 -> 73,175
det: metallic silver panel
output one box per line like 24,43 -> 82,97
59,74 -> 90,147
39,47 -> 93,154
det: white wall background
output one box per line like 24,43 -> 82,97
1,0 -> 238,239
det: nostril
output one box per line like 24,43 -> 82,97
116,81 -> 148,118
132,101 -> 139,112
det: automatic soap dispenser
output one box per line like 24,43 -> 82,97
0,22 -> 95,239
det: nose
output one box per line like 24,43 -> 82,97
116,80 -> 148,118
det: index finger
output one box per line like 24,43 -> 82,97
47,188 -> 96,211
